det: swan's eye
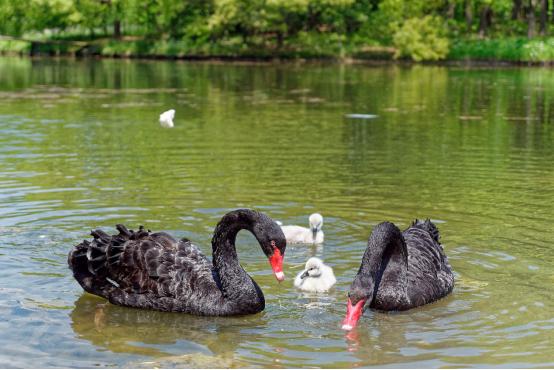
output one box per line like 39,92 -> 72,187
270,240 -> 285,254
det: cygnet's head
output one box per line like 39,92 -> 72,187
300,257 -> 325,279
308,213 -> 323,239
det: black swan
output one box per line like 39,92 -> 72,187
342,219 -> 454,330
68,209 -> 287,316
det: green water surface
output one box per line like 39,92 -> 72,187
0,57 -> 553,368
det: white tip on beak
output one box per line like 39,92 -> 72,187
275,271 -> 285,281
341,324 -> 353,331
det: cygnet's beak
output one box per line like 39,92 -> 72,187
300,270 -> 310,279
311,228 -> 318,241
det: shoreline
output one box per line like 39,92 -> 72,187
2,39 -> 554,67
2,51 -> 553,68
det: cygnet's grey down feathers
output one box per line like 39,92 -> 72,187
294,257 -> 336,292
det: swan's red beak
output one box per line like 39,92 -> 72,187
269,248 -> 284,282
341,298 -> 365,331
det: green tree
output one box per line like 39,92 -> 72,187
392,15 -> 449,61
29,0 -> 75,33
0,0 -> 32,36
73,0 -> 110,36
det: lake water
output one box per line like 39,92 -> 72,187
0,57 -> 553,368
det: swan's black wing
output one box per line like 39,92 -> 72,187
403,220 -> 454,307
410,219 -> 440,243
68,225 -> 227,314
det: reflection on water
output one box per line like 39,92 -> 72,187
71,294 -> 253,367
0,57 -> 553,367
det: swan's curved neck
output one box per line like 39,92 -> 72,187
211,210 -> 266,308
344,222 -> 409,329
358,222 -> 408,300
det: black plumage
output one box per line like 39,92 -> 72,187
343,219 -> 454,329
68,209 -> 287,316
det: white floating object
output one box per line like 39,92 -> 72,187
159,109 -> 175,128
346,113 -> 378,119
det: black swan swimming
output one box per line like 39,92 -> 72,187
68,209 -> 287,316
342,219 -> 454,330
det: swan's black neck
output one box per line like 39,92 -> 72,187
353,222 -> 408,304
211,209 -> 270,311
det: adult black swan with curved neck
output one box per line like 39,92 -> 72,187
68,209 -> 287,316
342,219 -> 454,330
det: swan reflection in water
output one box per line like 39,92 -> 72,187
70,294 -> 269,368
343,296 -> 461,368
342,310 -> 419,367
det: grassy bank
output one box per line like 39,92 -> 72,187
449,38 -> 554,64
3,36 -> 554,64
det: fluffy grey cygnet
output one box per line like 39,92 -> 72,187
294,257 -> 336,292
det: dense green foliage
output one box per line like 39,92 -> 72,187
2,0 -> 554,61
450,37 -> 554,61
392,16 -> 449,61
